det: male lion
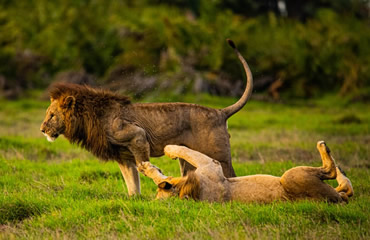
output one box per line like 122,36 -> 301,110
139,141 -> 353,203
40,40 -> 253,196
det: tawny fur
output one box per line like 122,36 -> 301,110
138,161 -> 200,200
139,141 -> 353,203
40,40 -> 253,196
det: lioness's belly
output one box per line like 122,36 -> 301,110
228,175 -> 287,203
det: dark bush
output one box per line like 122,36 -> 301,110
0,0 -> 369,99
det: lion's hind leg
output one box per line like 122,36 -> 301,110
317,141 -> 337,180
318,141 -> 354,202
335,167 -> 354,200
280,166 -> 343,202
280,141 -> 346,203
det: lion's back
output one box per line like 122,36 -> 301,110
128,102 -> 225,133
124,102 -> 227,156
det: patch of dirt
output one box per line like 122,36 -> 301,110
0,224 -> 9,232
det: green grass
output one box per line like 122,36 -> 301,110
0,95 -> 369,239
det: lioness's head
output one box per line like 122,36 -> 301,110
40,96 -> 75,142
156,178 -> 179,200
156,172 -> 200,200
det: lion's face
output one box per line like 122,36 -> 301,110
40,96 -> 75,142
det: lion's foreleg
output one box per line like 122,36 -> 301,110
118,161 -> 141,196
112,122 -> 151,166
128,138 -> 150,166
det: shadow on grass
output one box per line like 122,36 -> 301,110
0,200 -> 49,224
79,170 -> 121,184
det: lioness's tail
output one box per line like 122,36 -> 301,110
222,39 -> 253,119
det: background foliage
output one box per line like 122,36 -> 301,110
0,0 -> 369,99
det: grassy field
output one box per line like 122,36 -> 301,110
0,94 -> 369,239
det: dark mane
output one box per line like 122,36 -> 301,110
49,83 -> 131,161
49,83 -> 131,105
173,172 -> 200,200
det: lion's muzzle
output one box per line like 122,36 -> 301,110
40,124 -> 59,142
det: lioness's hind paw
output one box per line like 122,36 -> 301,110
339,192 -> 349,204
336,167 -> 354,198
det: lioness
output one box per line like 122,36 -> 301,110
139,141 -> 353,203
40,40 -> 253,196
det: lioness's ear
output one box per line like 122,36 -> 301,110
158,181 -> 173,189
61,96 -> 75,109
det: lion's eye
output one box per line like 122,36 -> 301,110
50,113 -> 54,118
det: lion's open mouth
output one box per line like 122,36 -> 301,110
43,132 -> 59,142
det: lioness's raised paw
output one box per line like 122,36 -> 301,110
137,162 -> 163,176
137,162 -> 168,185
317,140 -> 331,154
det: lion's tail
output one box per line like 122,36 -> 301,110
221,39 -> 253,119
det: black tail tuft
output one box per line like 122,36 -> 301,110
227,39 -> 236,49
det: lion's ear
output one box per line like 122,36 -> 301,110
158,181 -> 173,189
61,96 -> 75,109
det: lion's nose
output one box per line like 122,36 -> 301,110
41,129 -> 45,133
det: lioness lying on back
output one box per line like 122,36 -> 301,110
139,141 -> 353,203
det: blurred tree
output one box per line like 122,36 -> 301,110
0,0 -> 369,99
